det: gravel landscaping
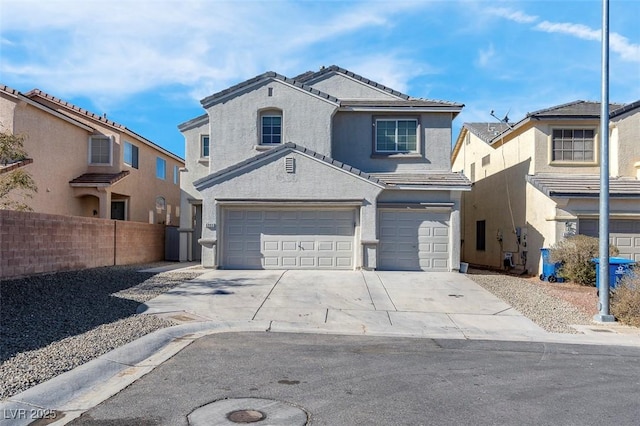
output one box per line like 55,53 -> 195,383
0,263 -> 204,400
0,264 -> 619,401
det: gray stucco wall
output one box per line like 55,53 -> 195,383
331,111 -> 454,172
206,79 -> 337,173
197,149 -> 384,268
306,73 -> 401,100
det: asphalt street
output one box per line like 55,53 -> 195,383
69,332 -> 640,426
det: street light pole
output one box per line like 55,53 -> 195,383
594,0 -> 615,322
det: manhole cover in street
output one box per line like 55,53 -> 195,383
227,409 -> 266,423
188,397 -> 308,425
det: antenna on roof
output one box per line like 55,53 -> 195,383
490,109 -> 514,129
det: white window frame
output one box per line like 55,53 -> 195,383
201,135 -> 210,158
549,127 -> 598,164
88,135 -> 113,165
156,157 -> 166,180
374,118 -> 419,153
123,141 -> 139,169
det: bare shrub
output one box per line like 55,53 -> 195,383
611,273 -> 640,327
549,235 -> 618,286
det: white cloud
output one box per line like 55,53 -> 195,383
487,7 -> 538,24
476,44 -> 496,68
536,21 -> 640,63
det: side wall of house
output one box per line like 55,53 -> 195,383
612,109 -> 640,178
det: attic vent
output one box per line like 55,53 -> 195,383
268,87 -> 273,97
285,157 -> 295,173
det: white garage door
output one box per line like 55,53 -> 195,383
222,208 -> 355,269
580,219 -> 640,262
378,210 -> 450,271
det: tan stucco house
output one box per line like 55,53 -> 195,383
179,65 -> 471,271
452,100 -> 640,274
0,84 -> 184,223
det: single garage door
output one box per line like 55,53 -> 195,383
378,210 -> 450,271
222,208 -> 355,269
580,219 -> 640,262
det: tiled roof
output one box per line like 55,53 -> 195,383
294,65 -> 411,100
200,72 -> 340,108
0,159 -> 33,175
194,142 -> 385,190
69,171 -> 130,186
25,89 -> 184,162
341,99 -> 463,109
526,100 -> 625,118
370,172 -> 471,189
610,100 -> 640,119
526,174 -> 640,198
463,123 -> 511,144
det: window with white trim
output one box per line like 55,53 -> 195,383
89,135 -> 112,165
123,141 -> 139,169
375,119 -> 418,152
156,157 -> 166,180
552,128 -> 595,162
261,112 -> 282,145
201,135 -> 210,158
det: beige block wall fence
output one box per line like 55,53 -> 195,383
0,210 -> 165,280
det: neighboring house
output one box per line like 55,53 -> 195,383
0,85 -> 183,223
179,65 -> 470,271
451,100 -> 640,274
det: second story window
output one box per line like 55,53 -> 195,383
375,119 -> 418,153
123,141 -> 139,169
201,135 -> 210,158
156,157 -> 166,180
552,129 -> 595,162
89,135 -> 112,165
173,165 -> 179,185
261,113 -> 282,145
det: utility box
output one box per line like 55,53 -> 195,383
539,248 -> 564,283
592,257 -> 636,290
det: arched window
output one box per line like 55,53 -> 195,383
260,109 -> 282,145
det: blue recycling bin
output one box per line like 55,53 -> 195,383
540,248 -> 564,283
593,257 -> 636,290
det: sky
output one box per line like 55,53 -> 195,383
1,0 -> 639,159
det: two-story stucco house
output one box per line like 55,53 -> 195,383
452,100 -> 640,274
0,85 -> 184,223
178,66 -> 470,271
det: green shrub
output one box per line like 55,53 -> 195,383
549,235 -> 618,286
611,272 -> 640,327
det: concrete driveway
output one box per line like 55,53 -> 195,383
138,269 -> 548,341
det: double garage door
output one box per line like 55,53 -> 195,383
580,219 -> 640,262
378,210 -> 450,271
222,208 -> 355,269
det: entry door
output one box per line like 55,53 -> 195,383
111,201 -> 126,220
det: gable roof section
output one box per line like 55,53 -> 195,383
464,122 -> 511,144
294,65 -> 411,100
610,99 -> 640,119
194,142 -> 385,191
370,172 -> 471,191
25,89 -> 184,163
1,85 -> 94,132
526,100 -> 625,119
200,72 -> 340,109
295,65 -> 464,110
69,171 -> 130,187
178,113 -> 209,132
0,158 -> 34,175
527,174 -> 640,198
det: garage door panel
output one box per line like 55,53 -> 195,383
223,208 -> 355,269
580,219 -> 640,264
378,210 -> 450,271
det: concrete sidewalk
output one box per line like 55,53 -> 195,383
2,269 -> 640,425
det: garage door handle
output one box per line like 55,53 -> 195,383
298,243 -> 304,250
